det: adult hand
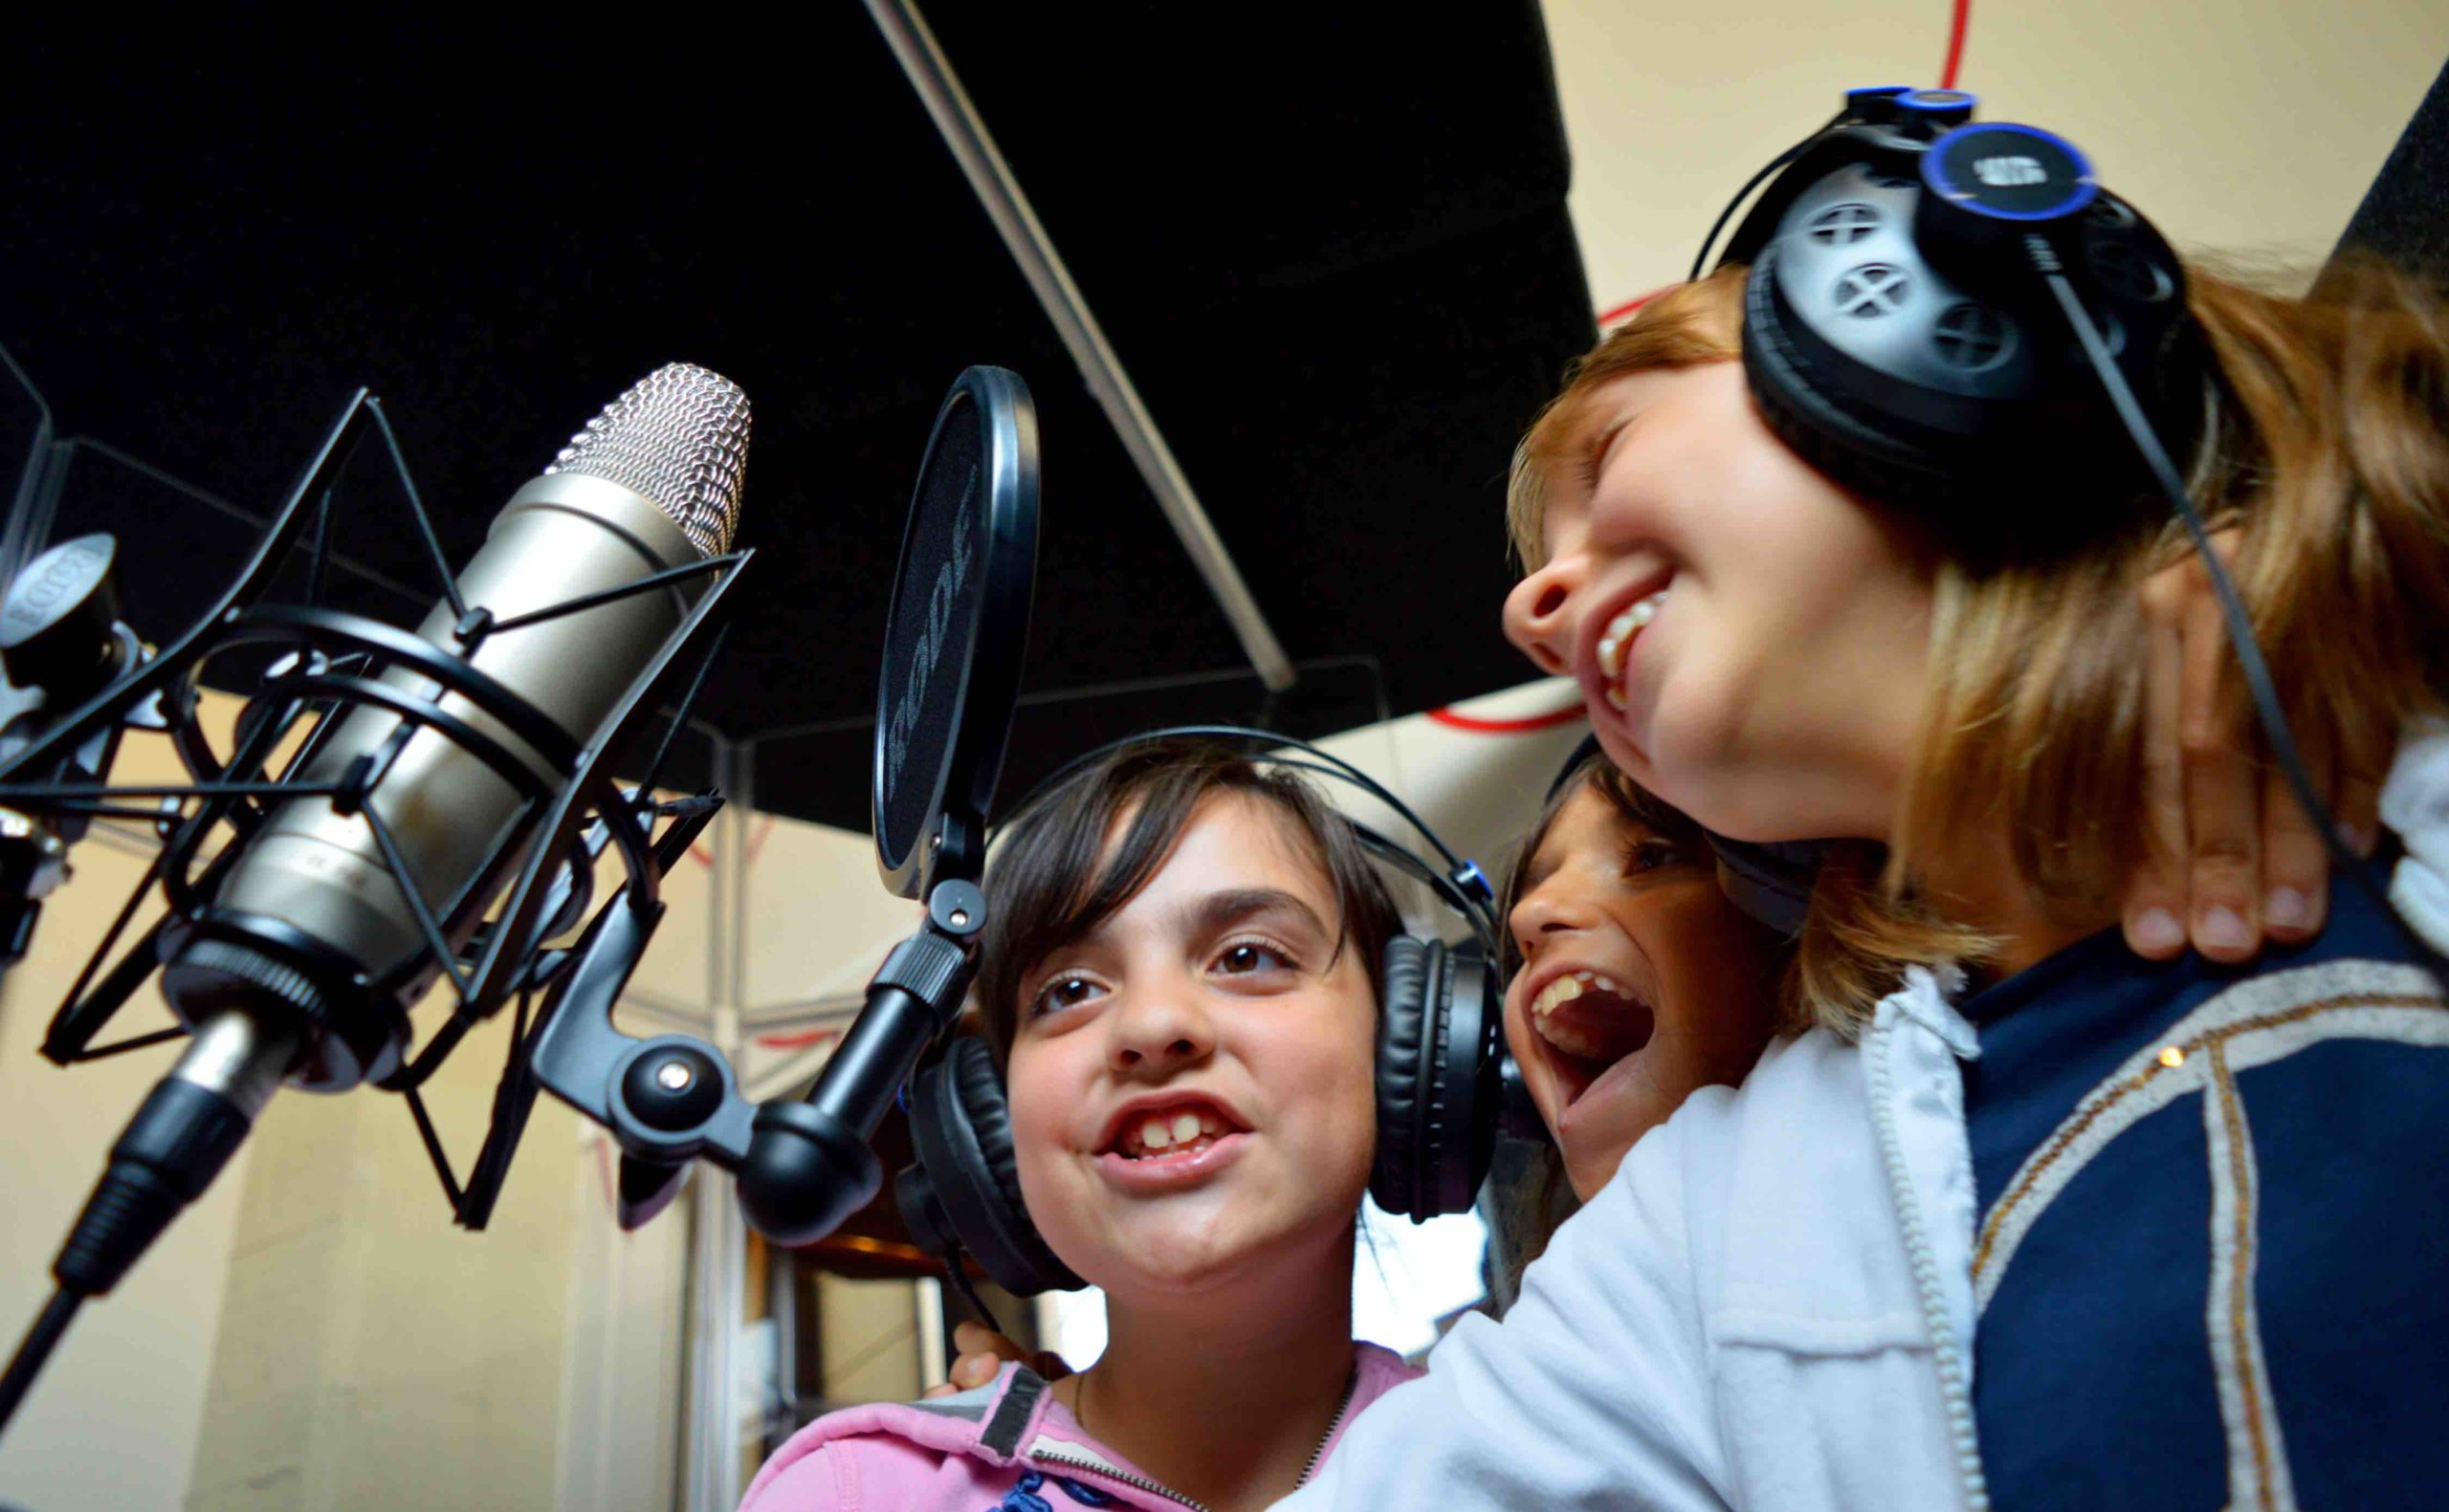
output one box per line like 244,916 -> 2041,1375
919,1320 -> 1073,1399
2126,531 -> 2382,963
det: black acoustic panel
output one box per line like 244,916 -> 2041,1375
2334,58 -> 2449,276
750,655 -> 1396,837
1,6 -> 1595,829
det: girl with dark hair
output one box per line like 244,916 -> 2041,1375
743,741 -> 1424,1512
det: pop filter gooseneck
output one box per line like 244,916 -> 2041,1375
529,366 -> 1040,1246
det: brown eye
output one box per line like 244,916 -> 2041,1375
1216,942 -> 1291,975
1622,838 -> 1690,877
1031,975 -> 1102,1017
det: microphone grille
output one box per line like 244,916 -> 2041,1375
545,362 -> 749,556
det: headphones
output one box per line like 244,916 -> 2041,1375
894,726 -> 1508,1298
1711,85 -> 2205,564
1672,87 -> 2428,969
1622,85 -> 2211,918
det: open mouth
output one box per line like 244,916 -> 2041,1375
1526,970 -> 1656,1107
1100,1097 -> 1248,1163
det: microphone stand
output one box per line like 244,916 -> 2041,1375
0,386 -> 754,1443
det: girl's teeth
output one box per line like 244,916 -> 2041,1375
1531,970 -> 1628,1018
1124,1107 -> 1233,1157
1597,591 -> 1667,683
1527,970 -> 1646,1063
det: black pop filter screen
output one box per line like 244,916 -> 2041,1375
873,368 -> 1038,897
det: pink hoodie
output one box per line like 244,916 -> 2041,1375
739,1343 -> 1421,1511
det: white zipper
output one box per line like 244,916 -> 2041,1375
1027,1362 -> 1361,1510
1866,1012 -> 1992,1512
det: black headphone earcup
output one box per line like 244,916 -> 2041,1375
1736,147 -> 2202,563
899,1037 -> 1083,1296
1706,830 -> 1830,935
1742,247 -> 1960,518
1372,936 -> 1502,1222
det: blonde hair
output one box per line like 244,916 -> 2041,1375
1511,260 -> 2449,1033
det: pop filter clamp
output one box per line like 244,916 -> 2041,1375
531,365 -> 1039,1244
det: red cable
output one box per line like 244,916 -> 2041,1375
1596,285 -> 1670,326
1425,702 -> 1588,735
1939,0 -> 1972,89
685,813 -> 778,869
756,1027 -> 842,1051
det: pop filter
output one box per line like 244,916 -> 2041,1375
531,367 -> 1045,1249
873,366 -> 1040,898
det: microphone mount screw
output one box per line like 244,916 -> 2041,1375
622,1044 -> 724,1132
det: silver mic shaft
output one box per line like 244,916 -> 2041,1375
163,362 -> 749,1089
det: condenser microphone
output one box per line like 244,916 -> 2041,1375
49,363 -> 749,1307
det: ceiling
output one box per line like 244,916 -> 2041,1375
0,6 -> 1596,830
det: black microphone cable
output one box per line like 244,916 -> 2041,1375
0,1011 -> 283,1442
0,1290 -> 78,1436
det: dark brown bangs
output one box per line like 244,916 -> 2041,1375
974,740 -> 1401,1069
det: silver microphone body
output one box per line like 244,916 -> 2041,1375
160,363 -> 748,1092
32,362 -> 747,1343
218,476 -> 700,994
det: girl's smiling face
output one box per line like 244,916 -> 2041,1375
1505,780 -> 1784,1201
1500,362 -> 1936,845
1004,793 -> 1379,1301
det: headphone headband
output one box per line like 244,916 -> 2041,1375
1698,88 -> 2204,562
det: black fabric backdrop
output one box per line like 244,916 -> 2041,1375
5,23 -> 2441,832
0,7 -> 1594,830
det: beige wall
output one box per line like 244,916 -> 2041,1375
1542,0 -> 2449,317
182,1007 -> 585,1511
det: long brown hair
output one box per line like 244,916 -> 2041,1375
1511,259 -> 2449,1032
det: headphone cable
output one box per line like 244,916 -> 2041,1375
2030,241 -> 2438,970
1690,109 -> 1847,282
940,1246 -> 1007,1339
